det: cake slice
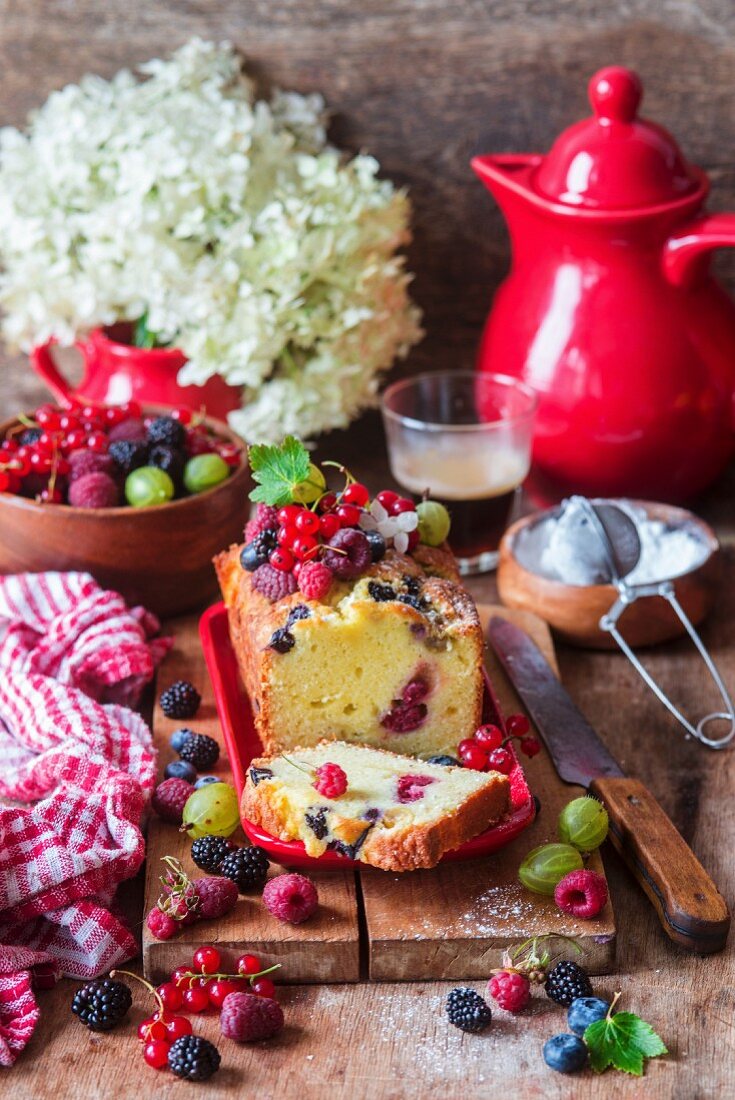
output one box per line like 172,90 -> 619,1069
242,741 -> 510,871
215,543 -> 484,759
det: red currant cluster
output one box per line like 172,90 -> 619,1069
0,399 -> 240,504
457,714 -> 541,773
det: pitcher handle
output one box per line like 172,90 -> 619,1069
663,213 -> 735,289
30,339 -> 87,407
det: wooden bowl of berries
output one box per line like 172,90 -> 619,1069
0,400 -> 251,616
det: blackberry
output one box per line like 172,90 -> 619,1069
249,766 -> 273,786
148,443 -> 185,486
160,680 -> 201,719
167,1034 -> 221,1082
147,415 -> 186,450
544,961 -> 594,1007
286,603 -> 311,626
240,528 -> 278,572
398,593 -> 430,612
220,845 -> 270,893
365,529 -> 386,562
402,574 -> 421,596
305,808 -> 329,840
19,428 -> 42,445
268,627 -> 295,654
327,824 -> 373,860
427,754 -> 462,767
368,581 -> 396,602
71,978 -> 132,1031
178,732 -> 220,770
445,987 -> 492,1032
191,834 -> 235,874
109,439 -> 148,475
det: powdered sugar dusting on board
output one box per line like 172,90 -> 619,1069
453,882 -> 535,935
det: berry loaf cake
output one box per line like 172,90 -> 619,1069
242,742 -> 510,870
215,541 -> 484,759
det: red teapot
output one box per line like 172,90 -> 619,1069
472,66 -> 735,503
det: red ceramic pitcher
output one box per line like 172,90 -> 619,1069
31,326 -> 242,419
472,66 -> 735,503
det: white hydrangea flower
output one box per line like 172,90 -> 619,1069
360,499 -> 418,554
0,38 -> 422,441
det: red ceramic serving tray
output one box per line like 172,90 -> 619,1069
200,601 -> 536,870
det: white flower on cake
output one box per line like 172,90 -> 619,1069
0,38 -> 422,441
360,499 -> 418,554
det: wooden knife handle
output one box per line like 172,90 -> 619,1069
590,776 -> 730,954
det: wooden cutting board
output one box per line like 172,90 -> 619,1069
142,605 -> 615,984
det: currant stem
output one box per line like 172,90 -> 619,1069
178,963 -> 281,988
111,969 -> 166,1018
606,990 -> 623,1019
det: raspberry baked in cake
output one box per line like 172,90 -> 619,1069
242,742 -> 510,870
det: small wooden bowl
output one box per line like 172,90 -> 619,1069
0,409 -> 251,618
497,502 -> 721,649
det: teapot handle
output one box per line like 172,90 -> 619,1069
30,339 -> 88,407
663,213 -> 735,289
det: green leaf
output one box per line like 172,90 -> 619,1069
585,1012 -> 667,1077
248,435 -> 311,506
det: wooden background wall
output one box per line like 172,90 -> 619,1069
2,0 -> 735,417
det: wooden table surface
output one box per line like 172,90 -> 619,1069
3,410 -> 734,1098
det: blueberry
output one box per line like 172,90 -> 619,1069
164,760 -> 198,783
427,755 -> 462,767
365,529 -> 386,562
194,775 -> 219,789
568,997 -> 610,1037
170,728 -> 194,753
543,1034 -> 588,1074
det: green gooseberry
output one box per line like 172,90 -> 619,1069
125,466 -> 175,508
518,842 -> 584,895
183,453 -> 230,495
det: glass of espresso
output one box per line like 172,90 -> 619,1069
381,371 -> 537,574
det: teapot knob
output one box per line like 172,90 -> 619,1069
588,66 -> 642,124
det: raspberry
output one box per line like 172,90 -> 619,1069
245,504 -> 280,541
381,701 -> 427,733
67,449 -> 116,482
147,907 -> 178,940
488,970 -> 531,1012
68,471 -> 119,508
554,869 -> 608,919
193,876 -> 239,919
108,417 -> 147,443
402,677 -> 429,705
313,762 -> 348,798
220,992 -> 284,1042
152,777 -> 194,824
251,563 -> 298,601
262,873 -> 319,924
396,774 -> 435,803
298,559 -> 333,601
323,528 -> 371,579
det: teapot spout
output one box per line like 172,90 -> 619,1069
471,154 -> 543,202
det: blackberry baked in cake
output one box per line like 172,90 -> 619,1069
214,437 -> 485,759
243,742 -> 510,870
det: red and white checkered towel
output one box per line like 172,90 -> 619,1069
0,573 -> 171,1063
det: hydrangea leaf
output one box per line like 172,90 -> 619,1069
584,1011 -> 667,1076
248,436 -> 310,506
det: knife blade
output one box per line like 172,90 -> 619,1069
488,615 -> 730,955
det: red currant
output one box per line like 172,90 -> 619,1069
185,429 -> 215,456
156,982 -> 183,1011
55,457 -> 71,476
474,724 -> 503,751
292,561 -> 302,579
35,406 -> 61,430
458,742 -> 489,771
138,1016 -> 168,1043
406,529 -> 420,552
58,414 -> 81,433
292,535 -> 318,561
277,504 -> 301,527
389,496 -> 416,516
236,954 -> 263,976
165,1016 -> 192,1041
105,405 -> 127,427
208,979 -> 240,1008
342,482 -> 369,507
336,503 -> 361,528
277,524 -> 298,548
317,492 -> 338,513
319,513 -> 341,540
170,966 -> 190,988
64,429 -> 87,452
519,736 -> 541,758
86,431 -> 109,453
171,407 -> 193,425
120,400 -> 142,419
251,977 -> 276,998
0,471 -> 10,493
182,985 -> 210,1013
12,453 -> 31,477
39,487 -> 63,503
295,510 -> 320,535
193,945 -> 221,973
36,431 -> 59,454
0,439 -> 18,454
376,489 -> 398,509
143,1039 -> 170,1069
505,714 -> 530,737
30,451 -> 53,475
487,747 -> 514,775
270,547 -> 295,572
217,442 -> 241,467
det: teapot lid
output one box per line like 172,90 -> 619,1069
533,66 -> 698,210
